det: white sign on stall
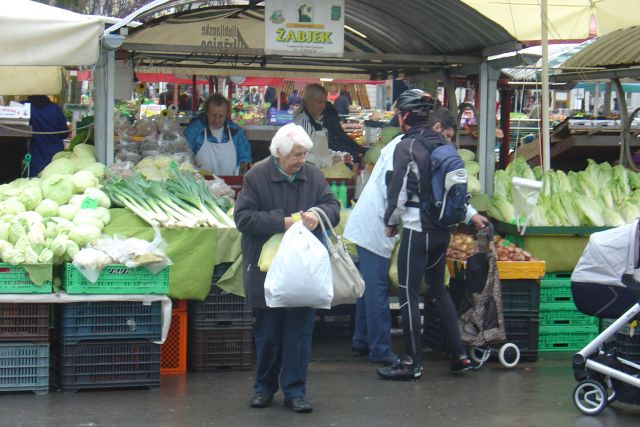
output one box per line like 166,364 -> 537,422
0,102 -> 30,119
265,0 -> 345,57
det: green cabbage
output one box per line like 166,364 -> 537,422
35,199 -> 59,217
40,158 -> 75,179
42,174 -> 74,205
70,170 -> 99,193
16,185 -> 42,210
575,196 -> 605,226
464,160 -> 480,178
493,170 -> 512,201
68,224 -> 101,247
488,196 -> 515,223
72,143 -> 96,159
457,148 -> 475,162
58,204 -> 79,221
83,188 -> 111,208
467,175 -> 481,194
603,210 -> 626,227
81,162 -> 107,180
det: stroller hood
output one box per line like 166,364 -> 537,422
571,219 -> 640,288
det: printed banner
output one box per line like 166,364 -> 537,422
265,0 -> 345,56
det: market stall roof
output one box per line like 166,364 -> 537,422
501,42 -> 593,82
114,0 -> 521,80
0,0 -> 104,66
552,26 -> 640,82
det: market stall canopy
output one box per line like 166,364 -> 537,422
115,0 -> 520,80
0,66 -> 69,96
0,0 -> 103,66
553,26 -> 640,82
462,0 -> 640,43
501,43 -> 593,82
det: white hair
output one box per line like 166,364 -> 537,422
269,123 -> 313,157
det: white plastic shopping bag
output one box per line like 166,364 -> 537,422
264,221 -> 333,309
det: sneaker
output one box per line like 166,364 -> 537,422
450,356 -> 474,372
377,359 -> 422,380
371,352 -> 399,366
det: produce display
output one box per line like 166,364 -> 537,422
103,166 -> 235,229
0,144 -> 110,265
447,232 -> 535,262
489,158 -> 640,227
115,115 -> 193,164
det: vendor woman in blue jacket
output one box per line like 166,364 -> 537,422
184,94 -> 252,176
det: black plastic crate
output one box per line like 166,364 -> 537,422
504,315 -> 539,361
212,263 -> 232,283
0,303 -> 49,343
189,285 -> 252,325
188,324 -> 253,371
615,332 -> 640,362
52,339 -> 160,392
501,279 -> 540,316
56,302 -> 162,344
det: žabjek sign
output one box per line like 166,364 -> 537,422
265,0 -> 345,57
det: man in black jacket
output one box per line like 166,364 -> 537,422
323,101 -> 365,163
379,89 -> 486,380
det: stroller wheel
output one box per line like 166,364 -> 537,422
469,347 -> 490,365
498,343 -> 520,368
574,380 -> 608,415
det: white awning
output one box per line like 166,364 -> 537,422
0,0 -> 103,66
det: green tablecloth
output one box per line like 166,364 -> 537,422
104,209 -> 243,300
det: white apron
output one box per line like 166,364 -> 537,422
308,129 -> 331,169
195,126 -> 239,176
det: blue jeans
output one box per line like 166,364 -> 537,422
352,246 -> 395,362
253,307 -> 315,400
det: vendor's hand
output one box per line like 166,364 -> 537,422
471,213 -> 489,230
342,153 -> 353,165
301,210 -> 319,231
384,225 -> 398,237
239,162 -> 251,174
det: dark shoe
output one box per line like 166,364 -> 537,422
249,392 -> 273,408
377,359 -> 422,380
372,353 -> 399,366
450,356 -> 474,372
352,346 -> 369,357
284,397 -> 313,413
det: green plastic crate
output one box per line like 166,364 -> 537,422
538,325 -> 599,352
0,264 -> 52,294
540,272 -> 573,304
539,302 -> 599,327
63,264 -> 169,295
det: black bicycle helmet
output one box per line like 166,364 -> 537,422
395,89 -> 434,115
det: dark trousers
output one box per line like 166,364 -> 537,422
397,228 -> 465,364
572,282 -> 637,319
253,307 -> 315,400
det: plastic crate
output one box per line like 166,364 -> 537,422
615,332 -> 640,362
189,285 -> 252,325
0,264 -> 52,294
52,340 -> 160,391
540,272 -> 573,304
161,309 -> 187,375
0,303 -> 49,343
501,279 -> 540,315
0,343 -> 49,394
539,302 -> 599,327
538,325 -> 599,352
57,302 -> 162,345
504,315 -> 539,361
188,324 -> 253,371
212,263 -> 232,283
63,264 -> 169,295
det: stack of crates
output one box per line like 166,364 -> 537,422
52,263 -> 169,392
501,278 -> 541,361
161,300 -> 188,374
188,263 -> 253,371
538,272 -> 599,353
0,264 -> 52,395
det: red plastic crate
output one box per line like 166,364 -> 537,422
161,310 -> 187,375
0,303 -> 49,343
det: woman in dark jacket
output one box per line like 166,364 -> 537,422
234,123 -> 340,414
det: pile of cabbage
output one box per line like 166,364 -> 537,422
489,158 -> 640,227
458,149 -> 481,194
0,144 -> 111,265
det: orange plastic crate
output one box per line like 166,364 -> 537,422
161,309 -> 187,374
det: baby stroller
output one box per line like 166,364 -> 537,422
571,218 -> 640,415
458,223 -> 520,369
